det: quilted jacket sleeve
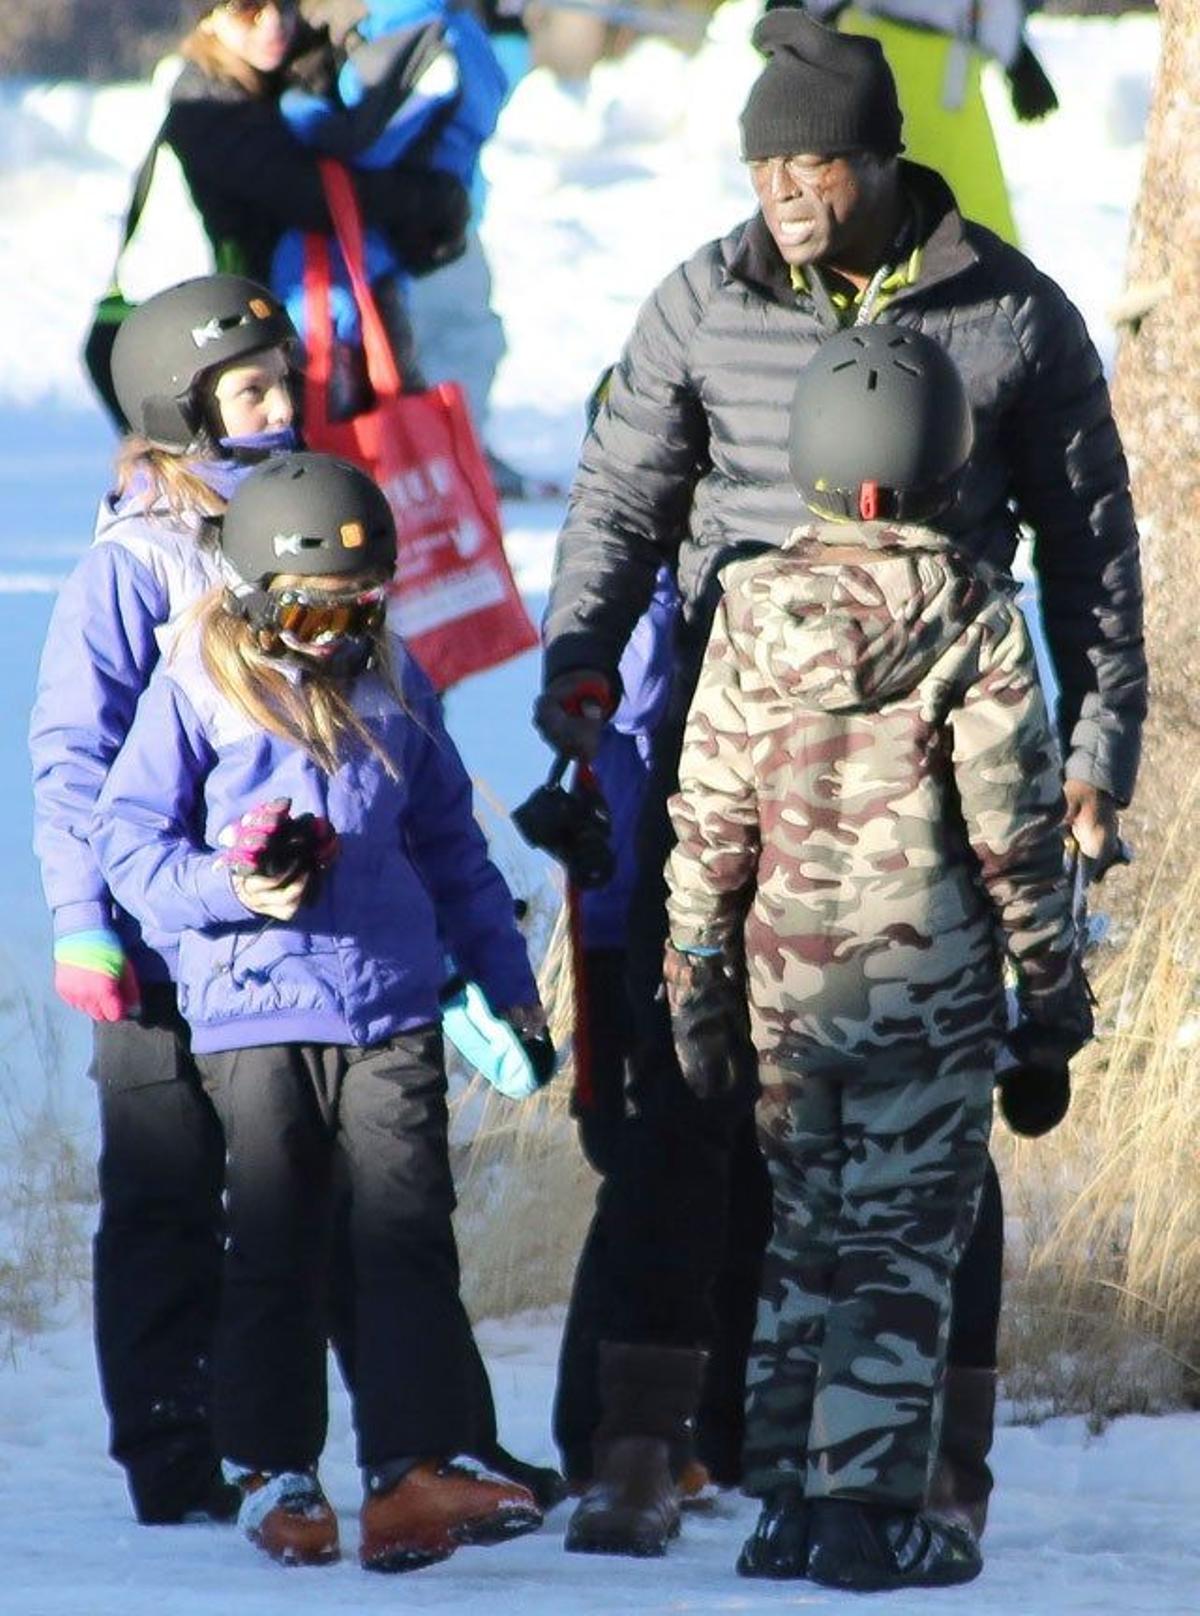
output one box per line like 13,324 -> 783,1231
1003,272 -> 1147,805
542,252 -> 716,691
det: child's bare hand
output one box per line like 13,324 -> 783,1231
232,866 -> 310,921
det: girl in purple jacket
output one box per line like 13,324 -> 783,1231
29,273 -> 298,1527
93,452 -> 545,1574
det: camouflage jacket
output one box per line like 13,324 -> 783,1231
665,521 -> 1080,1073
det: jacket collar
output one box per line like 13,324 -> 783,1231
725,161 -> 980,309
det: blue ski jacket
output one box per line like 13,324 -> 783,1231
92,629 -> 537,1054
29,490 -> 225,982
579,568 -> 678,949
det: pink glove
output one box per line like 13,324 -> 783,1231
53,930 -> 141,1022
215,798 -> 294,875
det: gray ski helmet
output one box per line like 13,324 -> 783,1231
220,453 -> 397,615
788,327 -> 974,523
110,274 -> 295,451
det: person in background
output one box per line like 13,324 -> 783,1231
92,453 -> 547,1572
535,7 -> 1143,1559
551,560 -> 774,1503
665,326 -> 1092,1589
30,273 -> 299,1527
164,2 -> 469,410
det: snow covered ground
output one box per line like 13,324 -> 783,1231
3,7 -> 1197,1612
2,1308 -> 1199,1616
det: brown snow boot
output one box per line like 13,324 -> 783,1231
928,1366 -> 997,1540
564,1343 -> 708,1558
236,1469 -> 340,1566
360,1458 -> 542,1572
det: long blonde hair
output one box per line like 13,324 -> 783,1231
115,438 -> 227,522
196,580 -> 405,778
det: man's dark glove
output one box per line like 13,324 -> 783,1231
997,1060 -> 1070,1138
665,944 -> 758,1115
532,670 -> 615,762
358,169 -> 471,277
1006,41 -> 1059,122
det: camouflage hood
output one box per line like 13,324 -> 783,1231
742,521 -> 1005,712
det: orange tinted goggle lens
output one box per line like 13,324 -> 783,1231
273,588 -> 387,642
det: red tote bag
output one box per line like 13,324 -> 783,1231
302,160 -> 537,691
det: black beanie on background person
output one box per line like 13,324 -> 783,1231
739,9 -> 904,162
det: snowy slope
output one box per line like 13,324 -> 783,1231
2,1309 -> 1198,1616
3,9 -> 1196,1614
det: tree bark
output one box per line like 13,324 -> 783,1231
1109,0 -> 1200,900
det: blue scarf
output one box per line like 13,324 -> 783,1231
186,426 -> 301,503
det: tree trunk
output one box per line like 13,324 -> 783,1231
1109,0 -> 1200,901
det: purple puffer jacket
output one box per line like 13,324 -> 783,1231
579,567 -> 678,949
91,629 -> 536,1054
29,491 -> 224,983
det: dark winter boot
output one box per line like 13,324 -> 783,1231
807,1497 -> 983,1591
564,1343 -> 708,1558
736,1487 -> 811,1579
928,1366 -> 997,1540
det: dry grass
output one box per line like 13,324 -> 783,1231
997,788 -> 1200,1421
451,891 -> 600,1323
0,987 -> 93,1357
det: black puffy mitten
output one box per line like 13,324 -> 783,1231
997,1061 -> 1070,1138
1006,41 -> 1059,122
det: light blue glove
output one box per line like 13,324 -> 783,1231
441,978 -> 557,1100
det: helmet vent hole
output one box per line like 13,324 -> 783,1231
894,360 -> 921,377
831,359 -> 855,373
867,370 -> 878,391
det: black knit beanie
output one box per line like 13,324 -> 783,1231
739,9 -> 904,161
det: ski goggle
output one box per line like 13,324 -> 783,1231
268,584 -> 388,646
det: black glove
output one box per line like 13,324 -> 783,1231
1014,971 -> 1095,1069
665,945 -> 758,1114
512,763 -> 616,890
1006,41 -> 1059,122
358,169 -> 471,277
518,1027 -> 558,1089
997,1061 -> 1070,1138
532,671 -> 615,762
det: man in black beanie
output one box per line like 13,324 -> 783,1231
536,3 -> 1144,1586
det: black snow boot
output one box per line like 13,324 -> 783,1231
807,1497 -> 982,1590
564,1343 -> 708,1557
928,1366 -> 997,1540
736,1487 -> 811,1579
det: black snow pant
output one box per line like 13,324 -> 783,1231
91,983 -> 226,1523
196,1029 -> 480,1474
554,945 -> 772,1485
560,610 -> 1005,1475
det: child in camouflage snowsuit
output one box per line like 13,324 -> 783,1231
664,327 -> 1093,1591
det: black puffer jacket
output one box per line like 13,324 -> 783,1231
544,164 -> 1146,805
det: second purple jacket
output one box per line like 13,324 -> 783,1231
92,629 -> 536,1053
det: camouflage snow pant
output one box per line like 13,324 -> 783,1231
743,1056 -> 993,1507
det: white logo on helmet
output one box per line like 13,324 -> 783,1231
272,532 -> 320,558
190,318 -> 226,348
